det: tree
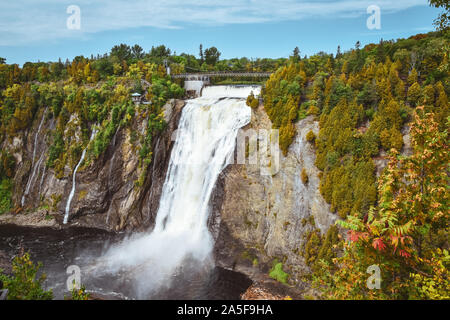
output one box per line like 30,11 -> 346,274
315,107 -> 449,299
199,44 -> 204,64
408,68 -> 418,85
149,45 -> 171,58
131,44 -> 144,59
204,47 -> 221,66
110,44 -> 132,62
0,57 -> 5,64
336,46 -> 342,58
428,0 -> 449,30
407,82 -> 422,107
291,47 -> 300,62
0,251 -> 53,300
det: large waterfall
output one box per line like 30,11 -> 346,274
96,85 -> 260,297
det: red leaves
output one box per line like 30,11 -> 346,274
398,249 -> 411,258
372,238 -> 386,251
347,230 -> 368,242
347,230 -> 359,242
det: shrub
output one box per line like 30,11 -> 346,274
246,92 -> 259,108
301,168 -> 309,184
0,178 -> 12,214
269,262 -> 289,284
307,105 -> 320,116
0,251 -> 53,300
306,130 -> 315,143
68,285 -> 90,300
380,127 -> 403,151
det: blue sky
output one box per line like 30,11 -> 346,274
0,1 -> 442,65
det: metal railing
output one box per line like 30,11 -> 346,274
172,72 -> 272,79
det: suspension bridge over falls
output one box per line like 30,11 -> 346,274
171,72 -> 272,97
171,71 -> 273,79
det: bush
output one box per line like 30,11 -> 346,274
246,93 -> 259,108
380,127 -> 403,151
301,168 -> 309,184
67,285 -> 90,300
269,262 -> 289,284
0,251 -> 53,300
307,105 -> 320,116
0,178 -> 12,214
306,130 -> 315,143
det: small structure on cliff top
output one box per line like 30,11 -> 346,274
131,92 -> 141,104
131,92 -> 151,105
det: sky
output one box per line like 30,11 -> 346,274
0,0 -> 442,65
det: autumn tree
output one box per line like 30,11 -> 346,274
314,107 -> 449,299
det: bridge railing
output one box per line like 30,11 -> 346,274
172,72 -> 272,79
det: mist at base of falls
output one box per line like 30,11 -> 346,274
90,85 -> 261,298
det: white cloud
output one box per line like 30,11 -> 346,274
0,0 -> 428,46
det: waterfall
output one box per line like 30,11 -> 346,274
22,108 -> 47,207
108,126 -> 120,187
105,126 -> 120,225
96,85 -> 260,297
63,127 -> 98,224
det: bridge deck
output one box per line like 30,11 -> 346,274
172,72 -> 272,79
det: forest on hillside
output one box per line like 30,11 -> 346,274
261,29 -> 449,299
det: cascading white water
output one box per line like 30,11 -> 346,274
22,108 -> 47,207
63,127 -> 98,224
96,85 -> 260,297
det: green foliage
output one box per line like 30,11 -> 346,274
263,63 -> 307,155
204,47 -> 221,66
0,151 -> 16,178
68,285 -> 91,300
269,261 -> 289,284
0,251 -> 53,300
301,217 -> 341,279
0,178 -> 12,214
0,151 -> 14,214
407,82 -> 422,107
246,92 -> 259,108
47,130 -> 64,168
409,249 -> 449,300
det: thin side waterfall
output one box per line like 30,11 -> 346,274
63,127 -> 98,224
95,85 -> 261,297
108,126 -> 120,187
22,108 -> 47,207
105,126 -> 120,225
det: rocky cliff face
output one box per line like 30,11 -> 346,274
212,104 -> 337,290
1,99 -> 185,231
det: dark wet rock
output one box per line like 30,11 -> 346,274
0,250 -> 12,275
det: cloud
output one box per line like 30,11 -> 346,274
0,0 -> 428,46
